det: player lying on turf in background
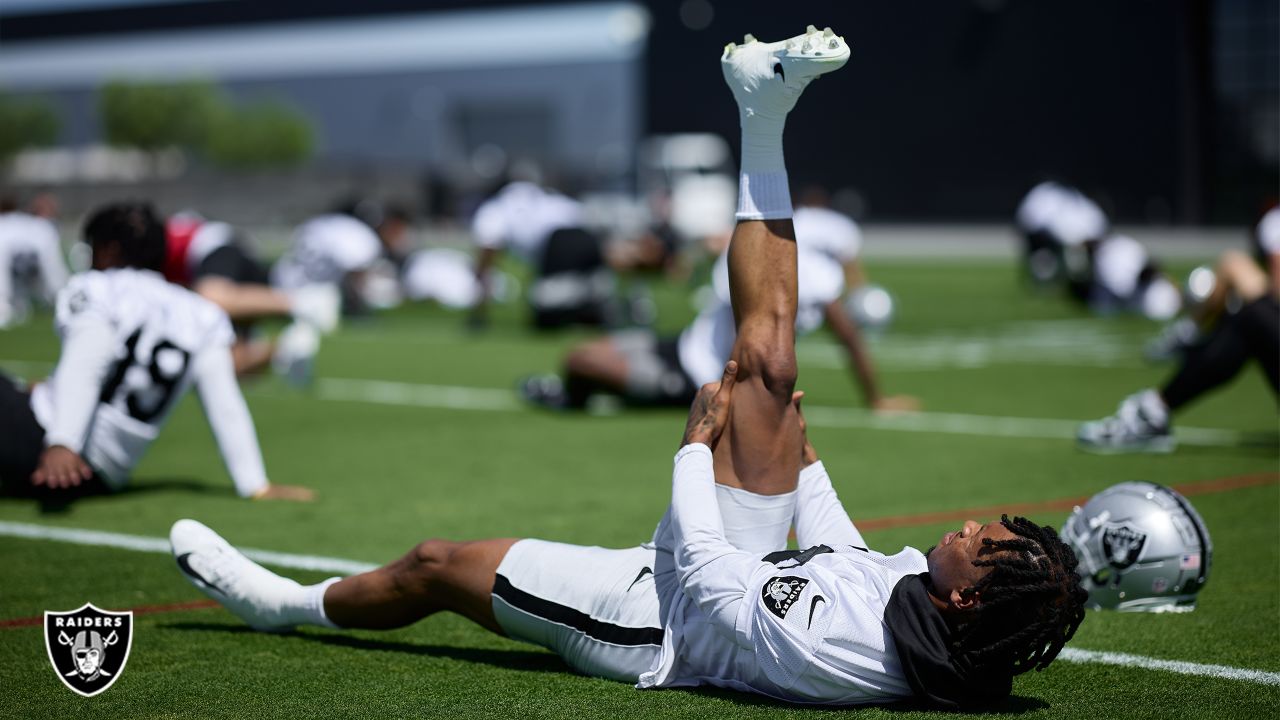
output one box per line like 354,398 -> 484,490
521,202 -> 917,413
1015,182 -> 1180,320
163,210 -> 339,378
172,27 -> 1086,709
0,202 -> 312,501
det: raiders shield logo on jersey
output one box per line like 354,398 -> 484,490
44,604 -> 133,697
761,576 -> 810,620
1102,526 -> 1147,569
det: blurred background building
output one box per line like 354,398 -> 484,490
0,0 -> 1276,225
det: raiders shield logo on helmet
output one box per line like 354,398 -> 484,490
44,603 -> 133,697
1101,526 -> 1147,569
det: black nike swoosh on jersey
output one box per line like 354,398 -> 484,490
807,594 -> 827,629
176,553 -> 223,595
626,566 -> 654,592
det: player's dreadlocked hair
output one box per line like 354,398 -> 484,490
950,514 -> 1088,677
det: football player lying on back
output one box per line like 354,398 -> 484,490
171,26 -> 1085,709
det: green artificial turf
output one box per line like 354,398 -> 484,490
1,260 -> 1276,719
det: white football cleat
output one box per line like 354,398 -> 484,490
170,519 -> 303,632
290,284 -> 341,334
273,321 -> 320,387
721,25 -> 850,123
1077,390 -> 1176,454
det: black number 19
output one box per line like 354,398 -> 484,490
98,328 -> 192,423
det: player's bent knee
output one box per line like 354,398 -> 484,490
1218,250 -> 1269,300
406,539 -> 459,583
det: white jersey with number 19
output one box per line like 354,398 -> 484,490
30,269 -> 268,495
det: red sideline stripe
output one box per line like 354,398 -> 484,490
0,599 -> 219,629
852,472 -> 1279,532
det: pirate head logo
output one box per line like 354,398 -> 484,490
1101,526 -> 1147,570
761,576 -> 809,620
44,603 -> 133,697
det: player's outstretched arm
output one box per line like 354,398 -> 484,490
192,345 -> 312,501
32,319 -> 116,488
790,392 -> 866,549
671,363 -> 761,646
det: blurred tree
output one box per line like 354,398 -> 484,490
204,101 -> 314,170
0,94 -> 60,160
98,80 -> 314,169
99,79 -> 222,151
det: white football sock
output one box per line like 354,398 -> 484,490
732,81 -> 792,220
251,573 -> 341,630
307,577 -> 343,628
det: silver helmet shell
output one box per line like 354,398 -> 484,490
1061,481 -> 1211,613
844,284 -> 895,333
1183,265 -> 1217,310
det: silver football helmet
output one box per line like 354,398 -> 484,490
1061,481 -> 1211,613
1183,265 -> 1217,309
844,285 -> 895,333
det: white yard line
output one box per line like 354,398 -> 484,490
0,521 -> 376,575
317,377 -> 521,412
0,360 -> 1258,447
2,520 -> 1276,686
799,405 -> 1247,448
309,377 -> 1249,448
1058,648 -> 1280,687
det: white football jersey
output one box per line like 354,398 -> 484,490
188,221 -> 235,269
271,214 -> 381,290
1092,234 -> 1150,299
471,181 -> 583,262
401,248 -> 484,308
1015,182 -> 1107,246
793,206 -> 862,263
0,211 -> 68,309
31,269 -> 235,486
646,546 -> 926,704
677,249 -> 845,386
638,446 -> 927,705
